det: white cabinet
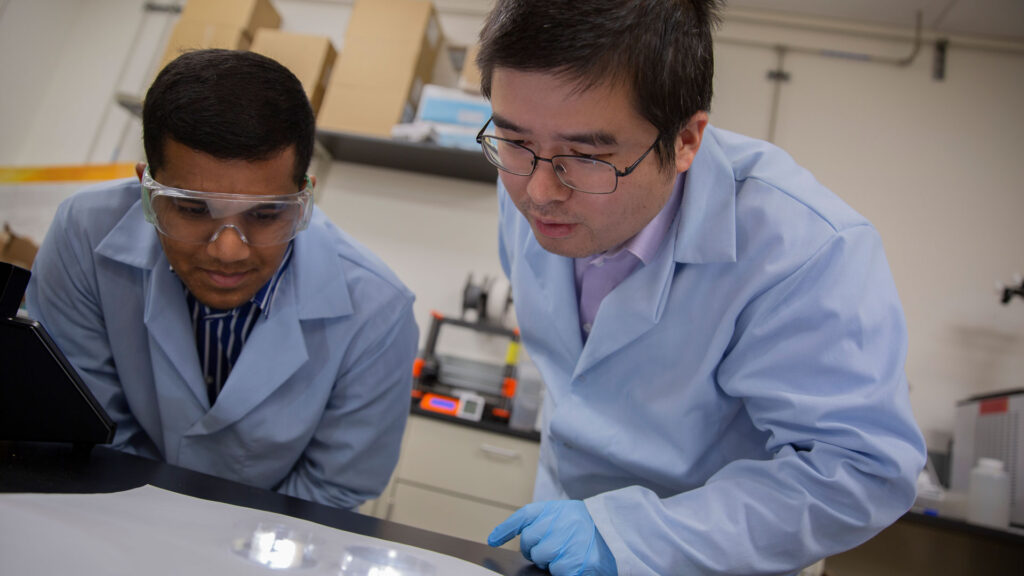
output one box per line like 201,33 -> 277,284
362,414 -> 540,549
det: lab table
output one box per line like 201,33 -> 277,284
0,441 -> 544,576
825,508 -> 1024,575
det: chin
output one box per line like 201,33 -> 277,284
188,284 -> 256,311
534,236 -> 594,259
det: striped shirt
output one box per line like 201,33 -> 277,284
183,243 -> 294,405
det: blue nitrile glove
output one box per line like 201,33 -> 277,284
487,500 -> 616,576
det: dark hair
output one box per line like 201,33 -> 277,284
143,49 -> 315,187
477,0 -> 722,167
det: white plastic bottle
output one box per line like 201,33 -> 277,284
966,457 -> 1011,529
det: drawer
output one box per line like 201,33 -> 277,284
390,481 -> 520,551
397,415 -> 539,508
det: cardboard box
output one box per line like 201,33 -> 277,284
459,43 -> 482,95
158,19 -> 250,73
179,0 -> 281,39
0,224 -> 38,272
250,29 -> 337,115
324,85 -> 416,138
318,0 -> 443,138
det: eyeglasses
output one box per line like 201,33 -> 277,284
475,116 -> 660,195
140,167 -> 314,246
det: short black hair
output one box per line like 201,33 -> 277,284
477,0 -> 723,168
143,49 -> 315,187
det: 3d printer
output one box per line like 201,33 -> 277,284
411,275 -> 520,423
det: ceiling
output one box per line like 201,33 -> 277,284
726,0 -> 1024,41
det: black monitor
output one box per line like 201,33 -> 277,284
0,262 -> 115,445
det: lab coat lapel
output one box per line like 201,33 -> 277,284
96,198 -> 210,407
572,220 -> 678,379
143,262 -> 210,407
519,236 -> 583,373
196,279 -> 307,434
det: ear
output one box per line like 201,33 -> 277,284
135,162 -> 147,182
673,111 -> 709,174
310,175 -> 317,189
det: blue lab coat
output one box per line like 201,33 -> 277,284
498,126 -> 926,574
27,178 -> 419,510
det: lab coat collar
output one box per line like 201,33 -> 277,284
672,126 -> 738,264
95,195 -> 164,269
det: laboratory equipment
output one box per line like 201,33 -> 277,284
950,389 -> 1023,527
967,458 -> 1012,528
997,273 -> 1023,304
411,310 -> 520,423
0,263 -> 115,447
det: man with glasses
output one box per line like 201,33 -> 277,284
475,1 -> 925,575
26,50 -> 419,510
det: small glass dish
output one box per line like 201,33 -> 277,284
231,522 -> 317,570
337,545 -> 436,576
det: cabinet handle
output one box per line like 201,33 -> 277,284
480,443 -> 520,460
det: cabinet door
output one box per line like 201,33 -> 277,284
390,482 -> 521,551
398,416 -> 539,508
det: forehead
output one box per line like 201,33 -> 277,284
157,139 -> 297,197
489,68 -> 645,140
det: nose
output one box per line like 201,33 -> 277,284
525,159 -> 573,206
206,224 -> 250,263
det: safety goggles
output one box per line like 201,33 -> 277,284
141,167 -> 314,247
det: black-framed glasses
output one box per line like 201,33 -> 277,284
475,116 -> 660,195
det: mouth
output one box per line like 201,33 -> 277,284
203,269 -> 251,289
533,216 -> 577,239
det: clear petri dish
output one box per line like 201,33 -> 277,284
337,545 -> 437,576
231,522 -> 317,570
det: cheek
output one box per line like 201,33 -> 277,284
158,237 -> 198,270
251,247 -> 280,268
501,173 -> 528,201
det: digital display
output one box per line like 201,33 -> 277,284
463,400 -> 479,412
429,397 -> 457,410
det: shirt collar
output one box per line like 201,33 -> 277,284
576,172 -> 685,272
621,172 -> 685,264
249,242 -> 294,317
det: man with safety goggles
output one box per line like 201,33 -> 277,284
140,167 -> 314,250
26,49 -> 419,511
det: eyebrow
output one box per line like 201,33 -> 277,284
491,113 -> 619,148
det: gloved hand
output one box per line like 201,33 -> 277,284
487,500 -> 617,576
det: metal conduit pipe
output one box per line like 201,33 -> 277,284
724,8 -> 1024,57
718,11 -> 924,68
718,12 -> 924,143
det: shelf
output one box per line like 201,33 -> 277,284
114,92 -> 498,184
316,130 -> 496,183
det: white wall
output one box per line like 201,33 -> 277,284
2,0 -> 1023,448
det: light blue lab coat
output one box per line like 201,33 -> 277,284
27,178 -> 419,510
498,126 -> 926,575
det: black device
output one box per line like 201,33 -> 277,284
0,262 -> 116,445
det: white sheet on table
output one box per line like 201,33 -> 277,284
0,485 -> 500,576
